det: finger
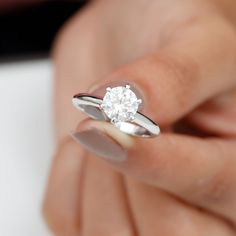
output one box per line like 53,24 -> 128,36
82,154 -> 135,236
43,138 -> 84,236
52,4 -> 116,141
73,119 -> 236,223
90,16 -> 236,127
125,178 -> 235,236
186,90 -> 236,137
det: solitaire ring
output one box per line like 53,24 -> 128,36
72,85 -> 160,138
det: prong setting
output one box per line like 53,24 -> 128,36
72,88 -> 160,137
101,85 -> 140,124
111,118 -> 117,124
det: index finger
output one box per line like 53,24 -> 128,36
90,15 -> 236,128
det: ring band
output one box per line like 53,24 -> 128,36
72,85 -> 160,138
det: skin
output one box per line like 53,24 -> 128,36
42,0 -> 236,235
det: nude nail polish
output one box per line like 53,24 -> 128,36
72,129 -> 127,162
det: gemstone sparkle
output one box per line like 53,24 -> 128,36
101,85 -> 141,123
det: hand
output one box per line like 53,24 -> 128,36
43,0 -> 236,235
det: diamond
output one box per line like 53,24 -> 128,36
101,85 -> 141,123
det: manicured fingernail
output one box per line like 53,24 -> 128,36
71,120 -> 134,162
72,129 -> 126,161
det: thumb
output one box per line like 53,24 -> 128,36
72,119 -> 134,162
72,118 -> 236,222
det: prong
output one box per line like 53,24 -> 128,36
100,103 -> 104,109
125,84 -> 131,89
111,118 -> 116,124
106,87 -> 111,91
130,115 -> 135,121
137,99 -> 142,104
72,97 -> 77,105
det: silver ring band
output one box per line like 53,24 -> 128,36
72,86 -> 160,138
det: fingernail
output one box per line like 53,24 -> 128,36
71,120 -> 134,162
72,129 -> 127,162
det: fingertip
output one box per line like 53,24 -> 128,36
71,119 -> 134,162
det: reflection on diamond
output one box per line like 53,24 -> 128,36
101,86 -> 141,123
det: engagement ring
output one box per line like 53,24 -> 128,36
72,85 -> 160,138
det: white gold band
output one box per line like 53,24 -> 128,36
72,94 -> 160,138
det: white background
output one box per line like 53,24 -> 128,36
0,60 -> 53,236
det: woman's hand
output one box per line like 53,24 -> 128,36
43,0 -> 236,235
